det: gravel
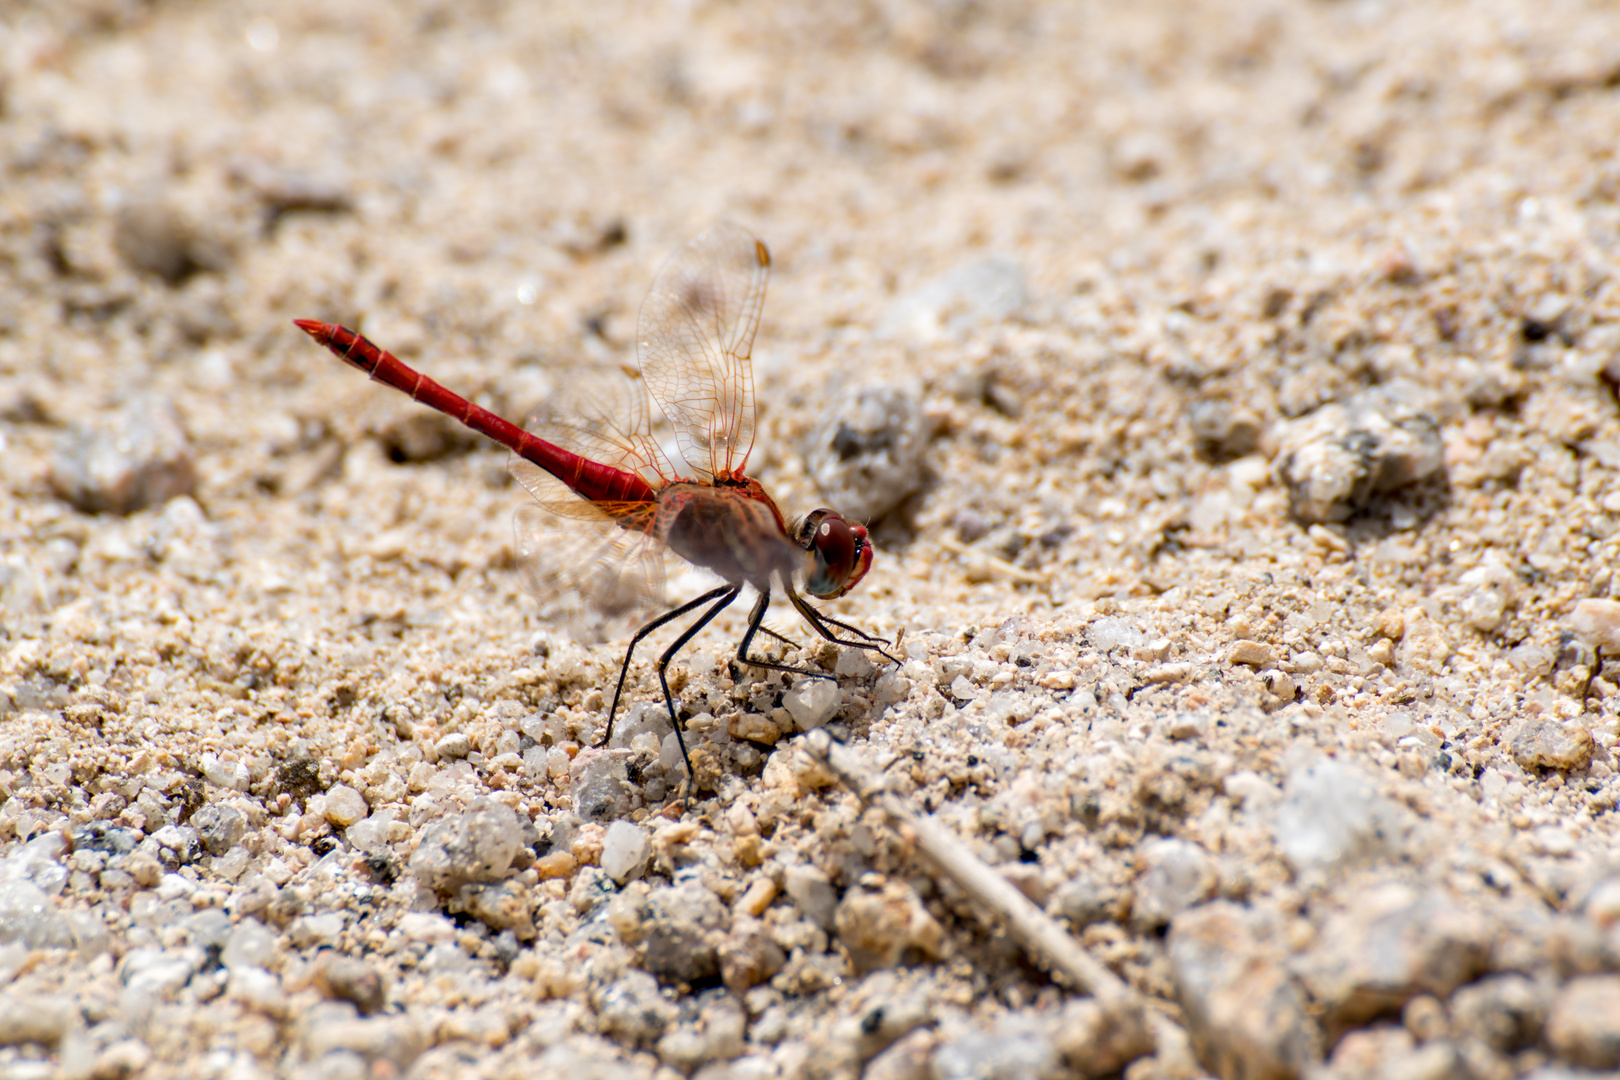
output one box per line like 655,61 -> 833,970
4,0 -> 1620,1077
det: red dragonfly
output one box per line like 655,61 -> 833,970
295,223 -> 893,795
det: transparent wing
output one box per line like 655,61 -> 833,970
509,365 -> 677,519
638,222 -> 768,482
512,502 -> 670,633
507,365 -> 675,629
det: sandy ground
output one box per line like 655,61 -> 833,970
4,0 -> 1620,1077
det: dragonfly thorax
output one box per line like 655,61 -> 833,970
656,482 -> 802,591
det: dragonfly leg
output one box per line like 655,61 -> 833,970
759,625 -> 801,649
732,588 -> 839,682
787,590 -> 901,666
653,583 -> 743,804
600,583 -> 736,749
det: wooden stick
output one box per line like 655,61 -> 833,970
799,729 -> 1197,1070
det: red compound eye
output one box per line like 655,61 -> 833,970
796,509 -> 873,599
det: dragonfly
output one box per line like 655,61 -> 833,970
295,223 -> 895,798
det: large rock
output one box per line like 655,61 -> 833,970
1545,975 -> 1620,1069
1273,381 -> 1443,523
1168,902 -> 1320,1079
1297,884 -> 1491,1039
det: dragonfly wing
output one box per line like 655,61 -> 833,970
508,364 -> 674,631
638,222 -> 767,482
513,502 -> 669,630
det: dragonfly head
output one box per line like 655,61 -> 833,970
795,508 -> 873,599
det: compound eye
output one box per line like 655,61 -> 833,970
812,515 -> 857,590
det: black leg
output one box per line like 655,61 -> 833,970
598,583 -> 737,749
759,624 -> 801,649
655,584 -> 743,803
787,591 -> 900,666
730,588 -> 837,681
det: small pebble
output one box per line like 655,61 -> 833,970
571,750 -> 633,823
113,193 -> 225,283
1168,903 -> 1319,1080
324,784 -> 368,828
805,383 -> 928,523
783,864 -> 839,930
189,804 -> 247,856
717,917 -> 786,993
1569,599 -> 1620,651
1189,399 -> 1262,461
930,1013 -> 1060,1080
1545,975 -> 1620,1069
1051,997 -> 1156,1079
876,256 -> 1027,343
461,881 -> 535,938
1133,838 -> 1217,928
228,966 -> 288,1019
1298,883 -> 1491,1038
1449,974 -> 1546,1052
1273,381 -> 1443,523
0,995 -> 76,1046
595,970 -> 677,1048
599,821 -> 650,884
833,878 -> 943,973
1508,718 -> 1595,772
314,956 -> 388,1016
434,733 -> 472,760
783,679 -> 840,731
1272,756 -> 1409,877
49,397 -> 197,516
641,879 -> 727,985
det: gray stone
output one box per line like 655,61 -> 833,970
833,878 -> 943,973
594,970 -> 677,1048
1133,838 -> 1217,928
805,383 -> 928,523
70,822 -> 140,856
600,820 -> 651,885
1298,884 -> 1491,1039
1168,902 -> 1320,1080
931,1013 -> 1063,1080
534,1035 -> 657,1080
408,798 -> 525,892
1272,756 -> 1409,878
1050,997 -> 1156,1079
571,750 -> 634,823
0,994 -> 76,1046
190,803 -> 247,856
1449,974 -> 1547,1052
656,991 -> 746,1072
1545,975 -> 1620,1069
1508,718 -> 1595,772
49,396 -> 197,515
642,877 -> 728,985
1273,380 -> 1443,523
1050,873 -> 1124,930
783,864 -> 839,931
